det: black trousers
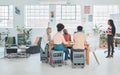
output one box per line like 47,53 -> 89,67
107,35 -> 114,56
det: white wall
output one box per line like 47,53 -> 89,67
0,0 -> 120,45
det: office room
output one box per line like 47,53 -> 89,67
0,0 -> 120,75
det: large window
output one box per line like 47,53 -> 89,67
62,5 -> 76,20
25,5 -> 49,28
56,5 -> 81,28
93,5 -> 119,27
0,5 -> 13,28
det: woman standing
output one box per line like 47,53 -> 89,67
106,19 -> 116,58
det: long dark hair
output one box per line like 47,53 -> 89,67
108,19 -> 115,27
108,19 -> 116,36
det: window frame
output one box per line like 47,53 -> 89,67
25,5 -> 49,28
0,5 -> 13,28
56,4 -> 81,28
61,4 -> 76,20
93,5 -> 119,26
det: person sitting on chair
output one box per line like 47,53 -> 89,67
53,23 -> 69,61
71,26 -> 87,61
41,25 -> 52,51
63,29 -> 71,42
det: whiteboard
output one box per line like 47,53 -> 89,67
110,14 -> 120,33
87,34 -> 99,52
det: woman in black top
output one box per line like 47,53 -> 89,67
106,19 -> 116,58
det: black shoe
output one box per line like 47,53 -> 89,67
110,55 -> 113,58
106,55 -> 111,58
68,56 -> 70,59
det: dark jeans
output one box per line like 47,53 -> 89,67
107,35 -> 114,56
71,49 -> 73,62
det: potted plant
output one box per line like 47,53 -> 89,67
116,38 -> 120,48
115,33 -> 120,48
23,28 -> 32,46
99,33 -> 107,48
100,33 -> 107,40
17,26 -> 32,46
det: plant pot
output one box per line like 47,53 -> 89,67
26,40 -> 31,46
99,39 -> 107,48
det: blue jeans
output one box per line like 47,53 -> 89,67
53,44 -> 69,60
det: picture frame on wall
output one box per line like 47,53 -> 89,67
15,7 -> 21,15
84,6 -> 90,14
50,11 -> 54,18
88,15 -> 93,22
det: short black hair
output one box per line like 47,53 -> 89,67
57,23 -> 64,31
77,26 -> 83,31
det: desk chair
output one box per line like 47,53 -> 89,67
26,37 -> 42,54
40,44 -> 49,63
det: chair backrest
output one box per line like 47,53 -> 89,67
5,36 -> 16,47
37,37 -> 42,48
34,36 -> 40,45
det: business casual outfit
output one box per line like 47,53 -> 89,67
53,32 -> 69,60
71,32 -> 86,61
106,25 -> 116,57
73,32 -> 86,49
106,26 -> 115,57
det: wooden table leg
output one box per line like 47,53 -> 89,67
48,42 -> 54,64
85,44 -> 90,65
86,48 -> 90,65
92,52 -> 100,64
